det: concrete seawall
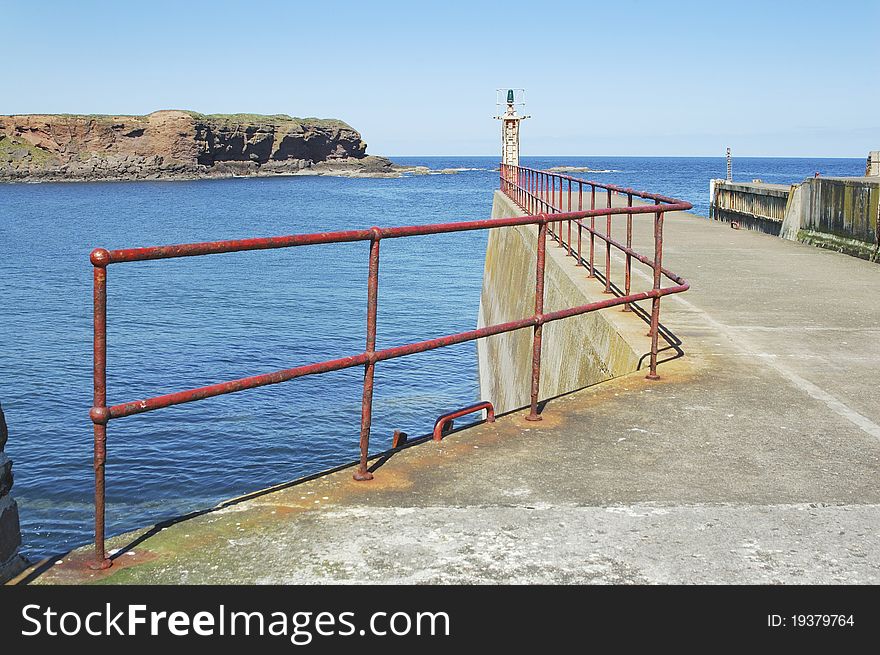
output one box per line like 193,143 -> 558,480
784,176 -> 880,259
476,191 -> 651,415
709,180 -> 790,235
711,176 -> 880,261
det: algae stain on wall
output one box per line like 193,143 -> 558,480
477,192 -> 645,415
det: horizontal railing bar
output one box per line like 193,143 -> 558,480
93,206 -> 688,266
572,219 -> 687,285
108,353 -> 370,419
505,165 -> 691,207
105,284 -> 686,421
99,230 -> 376,264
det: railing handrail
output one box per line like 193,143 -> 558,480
509,165 -> 690,207
87,163 -> 692,570
91,207 -> 685,267
498,162 -> 690,393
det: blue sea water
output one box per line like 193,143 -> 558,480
0,155 -> 863,559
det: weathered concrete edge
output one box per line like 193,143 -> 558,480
477,190 -> 654,414
797,228 -> 880,262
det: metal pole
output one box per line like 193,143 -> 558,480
527,168 -> 532,213
576,181 -> 583,266
567,179 -> 572,254
555,177 -> 563,244
604,188 -> 612,293
540,173 -> 545,213
526,216 -> 548,421
589,185 -> 596,277
559,177 -> 564,243
533,169 -> 537,214
557,176 -> 564,243
624,192 -> 633,311
354,232 -> 381,480
89,249 -> 111,570
520,167 -> 524,207
647,208 -> 664,380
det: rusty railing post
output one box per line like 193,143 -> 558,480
539,172 -> 544,213
89,248 -> 112,570
576,181 -> 583,266
588,185 -> 596,277
530,168 -> 534,214
534,169 -> 537,213
624,191 -> 633,311
557,176 -> 564,243
604,188 -> 613,293
354,229 -> 381,480
533,169 -> 537,214
519,166 -> 524,207
567,179 -> 572,255
559,176 -> 564,244
520,167 -> 525,207
647,207 -> 664,380
646,199 -> 661,337
526,215 -> 548,421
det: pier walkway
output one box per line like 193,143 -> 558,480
21,201 -> 880,584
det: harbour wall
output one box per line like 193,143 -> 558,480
709,180 -> 789,235
476,191 -> 648,415
711,177 -> 880,261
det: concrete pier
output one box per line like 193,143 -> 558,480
14,200 -> 880,585
711,176 -> 880,260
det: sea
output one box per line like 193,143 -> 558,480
0,155 -> 864,559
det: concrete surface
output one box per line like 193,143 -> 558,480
15,195 -> 880,585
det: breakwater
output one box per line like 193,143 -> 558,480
710,175 -> 880,261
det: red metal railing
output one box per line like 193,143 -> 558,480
88,167 -> 691,569
500,162 -> 691,385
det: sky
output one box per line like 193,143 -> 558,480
3,0 -> 878,157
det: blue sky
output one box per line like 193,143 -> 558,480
4,0 -> 878,157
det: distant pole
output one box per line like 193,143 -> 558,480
726,147 -> 732,181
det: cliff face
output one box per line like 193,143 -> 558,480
0,110 -> 394,182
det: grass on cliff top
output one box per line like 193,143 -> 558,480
185,111 -> 352,130
0,136 -> 55,162
6,113 -> 149,121
4,111 -> 353,131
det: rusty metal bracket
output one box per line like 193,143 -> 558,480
433,401 -> 496,442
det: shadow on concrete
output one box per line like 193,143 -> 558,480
548,229 -> 686,369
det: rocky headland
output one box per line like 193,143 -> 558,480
0,110 -> 401,182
